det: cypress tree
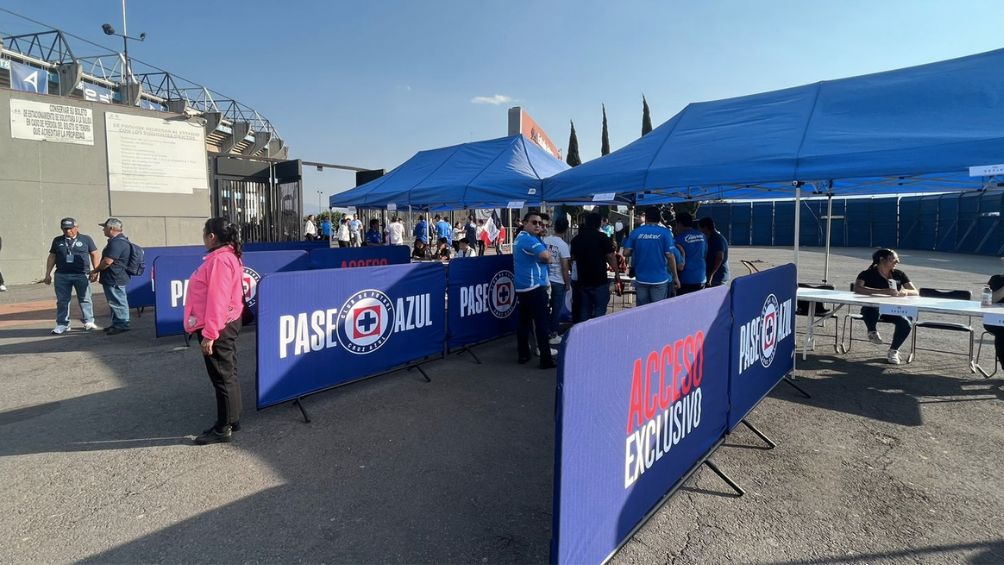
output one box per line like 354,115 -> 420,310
642,95 -> 653,136
601,104 -> 610,156
566,120 -> 582,167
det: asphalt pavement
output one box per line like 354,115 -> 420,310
1,246 -> 1002,564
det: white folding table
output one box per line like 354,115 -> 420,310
795,288 -> 1004,375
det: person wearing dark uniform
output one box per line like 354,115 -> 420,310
43,218 -> 101,334
983,273 -> 1004,371
853,248 -> 919,364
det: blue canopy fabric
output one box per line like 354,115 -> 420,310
544,48 -> 1004,203
330,134 -> 569,209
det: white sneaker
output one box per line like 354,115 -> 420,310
51,325 -> 70,335
548,334 -> 562,346
83,322 -> 99,331
0,284 -> 7,291
867,331 -> 884,345
549,347 -> 559,357
886,349 -> 901,365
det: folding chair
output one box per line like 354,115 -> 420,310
975,329 -> 1001,378
906,288 -> 974,371
796,282 -> 839,352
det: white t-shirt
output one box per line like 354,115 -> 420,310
388,222 -> 405,245
304,220 -> 317,236
337,223 -> 350,241
542,235 -> 570,285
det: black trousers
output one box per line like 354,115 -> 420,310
198,319 -> 242,428
677,283 -> 706,295
861,307 -> 912,350
517,287 -> 553,364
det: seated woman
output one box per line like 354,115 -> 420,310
983,273 -> 1004,370
412,239 -> 428,260
436,237 -> 453,261
853,248 -> 919,365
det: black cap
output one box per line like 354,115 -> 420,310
60,218 -> 77,229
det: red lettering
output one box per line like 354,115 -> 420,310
693,331 -> 704,387
644,351 -> 659,420
626,359 -> 645,434
682,335 -> 694,395
659,345 -> 672,410
672,338 -> 685,403
340,260 -> 349,268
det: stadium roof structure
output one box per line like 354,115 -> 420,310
543,47 -> 1004,204
0,26 -> 286,158
330,134 -> 569,210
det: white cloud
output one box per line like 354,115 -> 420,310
470,94 -> 513,105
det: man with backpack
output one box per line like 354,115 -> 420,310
90,218 -> 134,334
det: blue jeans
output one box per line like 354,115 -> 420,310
54,273 -> 94,325
102,284 -> 130,329
575,283 -> 610,322
635,281 -> 669,306
548,282 -> 566,335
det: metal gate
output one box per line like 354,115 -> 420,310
211,156 -> 303,242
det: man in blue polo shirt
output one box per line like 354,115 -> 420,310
435,215 -> 452,245
673,212 -> 707,295
623,207 -> 680,306
514,211 -> 555,369
43,217 -> 101,334
413,215 -> 429,245
91,218 -> 132,334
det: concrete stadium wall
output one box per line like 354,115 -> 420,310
0,89 -> 210,284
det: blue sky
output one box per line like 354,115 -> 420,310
4,1 -> 1004,212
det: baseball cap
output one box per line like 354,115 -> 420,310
60,218 -> 77,229
99,217 -> 123,229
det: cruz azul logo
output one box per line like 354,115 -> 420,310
459,269 -> 515,319
242,266 -> 262,308
738,293 -> 793,374
278,289 -> 433,359
336,290 -> 395,354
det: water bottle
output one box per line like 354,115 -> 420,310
982,284 -> 993,307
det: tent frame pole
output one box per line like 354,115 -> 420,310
793,182 -> 801,274
823,193 -> 833,283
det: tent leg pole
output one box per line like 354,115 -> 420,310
794,183 -> 801,274
823,194 -> 833,283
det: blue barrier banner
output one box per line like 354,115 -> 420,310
255,262 -> 446,409
244,241 -> 330,252
308,245 -> 410,270
552,286 -> 732,564
153,250 -> 310,337
727,264 -> 796,431
446,255 -> 518,350
126,245 -> 205,309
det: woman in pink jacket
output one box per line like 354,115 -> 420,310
184,218 -> 245,445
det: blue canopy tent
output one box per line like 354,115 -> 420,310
543,48 -> 1004,275
330,134 -> 569,210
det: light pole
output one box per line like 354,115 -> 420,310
316,191 -> 324,216
102,0 -> 145,86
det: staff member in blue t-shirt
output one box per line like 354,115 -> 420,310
413,216 -> 429,245
91,218 -> 132,334
699,217 -> 730,287
622,207 -> 680,306
513,212 -> 555,369
673,212 -> 708,295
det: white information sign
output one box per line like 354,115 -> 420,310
105,112 -> 208,194
10,99 -> 94,146
983,313 -> 1004,327
386,203 -> 397,211
969,164 -> 1004,177
507,200 -> 525,209
592,192 -> 617,202
879,304 -> 918,318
